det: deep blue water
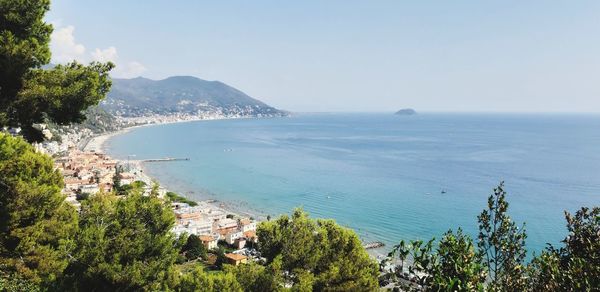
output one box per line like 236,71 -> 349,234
105,113 -> 600,254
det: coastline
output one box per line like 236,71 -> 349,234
82,116 -> 389,258
82,117 -> 270,220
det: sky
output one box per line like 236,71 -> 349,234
46,1 -> 600,112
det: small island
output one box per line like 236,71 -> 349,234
395,108 -> 417,115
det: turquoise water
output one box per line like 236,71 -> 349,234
105,113 -> 600,254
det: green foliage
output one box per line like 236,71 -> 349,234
0,0 -> 113,142
1,122 -> 598,292
477,182 -> 527,291
0,263 -> 42,292
182,234 -> 207,261
0,133 -> 77,285
257,208 -> 379,291
130,180 -> 147,188
224,256 -> 287,292
112,164 -> 124,195
215,245 -> 227,268
103,76 -> 285,118
166,191 -> 198,206
386,237 -> 483,291
431,229 -> 486,291
60,191 -> 179,290
527,207 -> 600,291
76,105 -> 122,133
0,0 -> 52,110
172,266 -> 243,292
15,62 -> 114,141
385,239 -> 435,289
385,183 -> 600,292
386,183 -> 529,291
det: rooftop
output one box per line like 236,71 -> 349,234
224,253 -> 247,261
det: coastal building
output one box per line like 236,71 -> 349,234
233,238 -> 247,249
239,218 -> 257,232
214,218 -> 238,233
53,149 -> 122,205
171,225 -> 189,237
244,230 -> 258,244
224,253 -> 247,266
119,172 -> 135,185
225,230 -> 243,245
80,184 -> 100,195
190,220 -> 213,235
204,209 -> 227,222
198,235 -> 218,250
51,145 -> 259,249
174,206 -> 203,223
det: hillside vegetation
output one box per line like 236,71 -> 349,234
102,76 -> 286,117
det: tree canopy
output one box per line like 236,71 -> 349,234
256,209 -> 380,291
61,190 -> 179,291
384,183 -> 599,292
528,207 -> 600,291
182,234 -> 207,261
0,133 -> 77,285
0,0 -> 113,141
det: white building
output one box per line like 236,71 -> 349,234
205,209 -> 227,222
239,218 -> 257,232
190,219 -> 213,235
80,184 -> 100,194
225,230 -> 243,245
214,218 -> 238,231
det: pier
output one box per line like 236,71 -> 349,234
142,157 -> 190,162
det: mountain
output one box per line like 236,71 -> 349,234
101,76 -> 286,117
395,108 -> 417,115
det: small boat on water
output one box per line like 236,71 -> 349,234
441,189 -> 447,194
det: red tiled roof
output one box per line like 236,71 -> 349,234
198,235 -> 215,242
225,253 -> 247,261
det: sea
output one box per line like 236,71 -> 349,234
105,113 -> 600,255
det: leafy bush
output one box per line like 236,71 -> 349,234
166,191 -> 198,206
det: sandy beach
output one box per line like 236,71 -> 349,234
83,128 -> 131,152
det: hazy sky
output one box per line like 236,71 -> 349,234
47,1 -> 600,112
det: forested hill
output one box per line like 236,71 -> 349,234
101,76 -> 286,117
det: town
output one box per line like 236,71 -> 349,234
52,147 -> 261,267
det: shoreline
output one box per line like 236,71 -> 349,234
82,116 -> 279,219
82,116 -> 389,258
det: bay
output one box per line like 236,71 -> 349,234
105,113 -> 600,254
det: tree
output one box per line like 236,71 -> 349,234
477,182 -> 527,291
225,256 -> 286,292
386,231 -> 486,291
384,238 -> 437,290
0,133 -> 77,285
60,190 -> 179,290
173,266 -> 243,292
0,0 -> 113,142
215,245 -> 227,268
528,207 -> 600,291
430,228 -> 486,291
257,209 -> 379,291
0,265 -> 41,292
182,234 -> 207,260
112,164 -> 123,193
